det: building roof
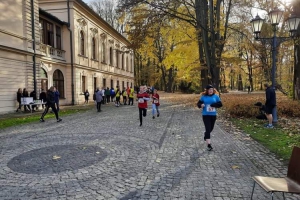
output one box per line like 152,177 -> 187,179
76,0 -> 131,46
39,8 -> 68,26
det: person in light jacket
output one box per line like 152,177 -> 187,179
95,87 -> 103,112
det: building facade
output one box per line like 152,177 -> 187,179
0,0 -> 134,113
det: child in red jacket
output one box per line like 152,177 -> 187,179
137,85 -> 150,126
152,89 -> 160,119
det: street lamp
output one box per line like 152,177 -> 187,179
250,7 -> 300,123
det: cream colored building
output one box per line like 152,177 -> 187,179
0,0 -> 134,113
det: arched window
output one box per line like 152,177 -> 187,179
109,47 -> 113,65
122,54 -> 124,70
53,69 -> 64,98
126,56 -> 129,71
92,37 -> 96,59
130,58 -> 133,72
80,31 -> 84,55
40,68 -> 48,91
102,42 -> 106,63
116,50 -> 119,67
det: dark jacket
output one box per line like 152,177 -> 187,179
39,91 -> 47,102
30,91 -> 37,100
54,91 -> 60,103
17,92 -> 22,103
265,87 -> 276,107
47,90 -> 55,105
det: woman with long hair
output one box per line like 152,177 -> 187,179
197,85 -> 222,151
16,88 -> 22,112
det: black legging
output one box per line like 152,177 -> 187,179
41,103 -> 59,120
129,97 -> 134,105
139,108 -> 147,125
203,115 -> 217,140
97,102 -> 102,111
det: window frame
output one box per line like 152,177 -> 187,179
53,69 -> 65,98
80,31 -> 85,56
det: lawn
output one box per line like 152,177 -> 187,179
0,106 -> 90,130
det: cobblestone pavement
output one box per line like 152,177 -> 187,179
0,99 -> 299,200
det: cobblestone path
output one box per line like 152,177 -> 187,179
0,99 -> 299,200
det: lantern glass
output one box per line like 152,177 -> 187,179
269,7 -> 283,25
250,15 -> 264,34
287,15 -> 300,33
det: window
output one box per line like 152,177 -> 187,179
102,42 -> 106,63
80,31 -> 84,55
127,82 -> 129,87
116,51 -> 119,67
82,76 -> 86,93
40,19 -> 54,46
94,77 -> 97,92
111,79 -> 113,88
122,54 -> 124,70
117,80 -> 119,88
131,58 -> 133,72
56,26 -> 61,50
122,81 -> 124,89
126,57 -> 129,71
40,68 -> 48,92
131,82 -> 133,88
109,47 -> 113,65
53,69 -> 64,98
103,78 -> 106,87
92,37 -> 96,59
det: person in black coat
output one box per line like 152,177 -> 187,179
16,88 -> 22,112
40,86 -> 62,122
39,89 -> 47,108
264,83 -> 276,128
22,88 -> 30,111
30,90 -> 37,111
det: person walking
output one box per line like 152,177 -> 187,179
128,86 -> 134,106
264,83 -> 276,128
115,86 -> 121,107
83,89 -> 90,104
105,87 -> 110,104
122,87 -> 127,105
16,88 -> 22,112
53,87 -> 60,112
197,85 -> 222,151
39,89 -> 47,109
137,85 -> 150,126
40,86 -> 62,122
110,87 -> 115,103
95,87 -> 103,112
151,89 -> 160,119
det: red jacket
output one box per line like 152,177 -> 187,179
152,94 -> 160,106
137,92 -> 150,108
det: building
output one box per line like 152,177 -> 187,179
0,0 -> 134,113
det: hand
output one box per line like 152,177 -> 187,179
201,104 -> 205,108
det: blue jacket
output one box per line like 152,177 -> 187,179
54,91 -> 60,103
199,94 -> 222,116
95,90 -> 103,102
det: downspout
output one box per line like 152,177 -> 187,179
31,0 -> 37,96
67,0 -> 75,105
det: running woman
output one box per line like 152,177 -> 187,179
137,85 -> 150,126
197,85 -> 222,151
152,89 -> 160,119
115,87 -> 121,107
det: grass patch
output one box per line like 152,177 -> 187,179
231,117 -> 300,161
0,108 -> 90,130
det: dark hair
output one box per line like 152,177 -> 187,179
264,83 -> 269,88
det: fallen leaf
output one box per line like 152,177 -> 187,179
232,165 -> 240,169
52,155 -> 61,160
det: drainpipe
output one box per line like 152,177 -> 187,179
31,0 -> 37,96
67,0 -> 75,105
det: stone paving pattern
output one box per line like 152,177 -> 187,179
0,99 -> 299,200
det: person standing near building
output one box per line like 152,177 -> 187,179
16,88 -> 22,112
40,86 -> 62,122
137,85 -> 150,126
110,87 -> 115,103
105,87 -> 110,104
22,88 -> 30,112
264,83 -> 276,128
83,89 -> 90,104
95,87 -> 103,112
30,90 -> 37,111
115,86 -> 121,107
39,89 -> 47,109
197,85 -> 222,151
53,87 -> 60,112
101,87 -> 106,104
152,89 -> 160,119
128,86 -> 134,106
122,87 -> 127,105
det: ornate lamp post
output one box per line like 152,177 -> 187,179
250,8 -> 300,123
